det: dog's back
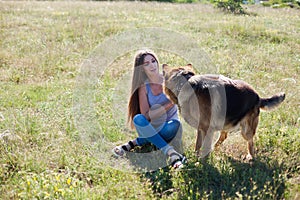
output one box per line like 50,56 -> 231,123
189,74 -> 260,127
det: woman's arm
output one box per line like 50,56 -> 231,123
148,101 -> 174,121
138,85 -> 151,120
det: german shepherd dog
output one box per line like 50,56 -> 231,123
163,64 -> 285,160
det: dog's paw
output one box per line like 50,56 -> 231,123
242,154 -> 254,163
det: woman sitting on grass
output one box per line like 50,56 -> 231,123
112,49 -> 186,169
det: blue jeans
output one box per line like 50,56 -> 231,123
133,114 -> 181,154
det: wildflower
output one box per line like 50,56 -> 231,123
67,178 -> 71,185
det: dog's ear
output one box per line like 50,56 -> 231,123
186,63 -> 194,71
162,64 -> 170,76
162,63 -> 169,70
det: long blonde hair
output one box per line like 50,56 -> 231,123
127,49 -> 159,128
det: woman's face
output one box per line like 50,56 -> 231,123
142,54 -> 159,77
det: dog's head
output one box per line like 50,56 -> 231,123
162,64 -> 195,104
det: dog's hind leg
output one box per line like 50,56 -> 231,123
240,108 -> 259,161
215,130 -> 228,147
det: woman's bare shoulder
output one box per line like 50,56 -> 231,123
138,84 -> 147,94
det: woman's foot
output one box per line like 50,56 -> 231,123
112,140 -> 136,157
168,150 -> 186,169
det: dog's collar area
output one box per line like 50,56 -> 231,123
176,82 -> 184,93
175,70 -> 193,93
178,70 -> 194,80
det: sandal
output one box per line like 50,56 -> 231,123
169,152 -> 187,169
112,141 -> 135,158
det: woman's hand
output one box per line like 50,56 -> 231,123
147,101 -> 174,121
164,101 -> 174,111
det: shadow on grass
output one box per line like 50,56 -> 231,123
142,154 -> 286,199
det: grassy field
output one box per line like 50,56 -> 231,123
1,1 -> 299,199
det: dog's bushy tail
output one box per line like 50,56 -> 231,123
259,92 -> 285,111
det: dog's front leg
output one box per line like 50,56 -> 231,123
195,129 -> 204,156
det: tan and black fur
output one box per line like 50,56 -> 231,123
163,64 -> 285,160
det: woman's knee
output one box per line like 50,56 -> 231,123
160,119 -> 181,141
168,119 -> 181,132
133,114 -> 149,127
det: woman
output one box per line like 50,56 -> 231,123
113,49 -> 186,169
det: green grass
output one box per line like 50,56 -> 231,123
1,1 -> 299,199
